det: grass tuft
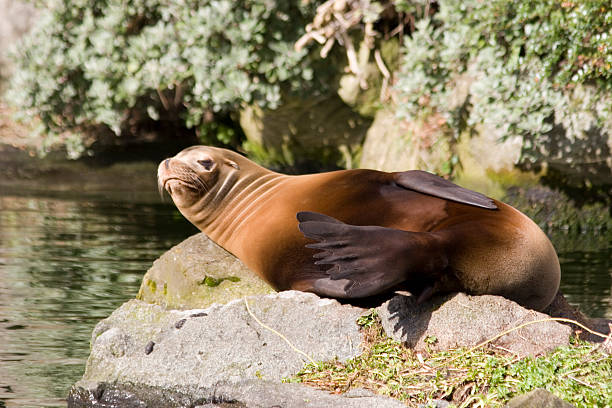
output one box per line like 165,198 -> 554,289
287,309 -> 611,407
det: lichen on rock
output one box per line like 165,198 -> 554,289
137,233 -> 274,310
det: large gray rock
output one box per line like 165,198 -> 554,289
72,230 -> 601,407
137,233 -> 274,310
378,293 -> 572,357
505,388 -> 576,408
68,291 -> 408,407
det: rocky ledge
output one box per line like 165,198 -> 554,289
68,234 -> 611,408
69,291 -> 404,408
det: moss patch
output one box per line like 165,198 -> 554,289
146,279 -> 157,294
198,276 -> 241,287
138,233 -> 274,310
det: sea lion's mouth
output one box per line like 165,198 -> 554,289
162,178 -> 198,195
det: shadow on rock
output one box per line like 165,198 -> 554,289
377,292 -> 575,357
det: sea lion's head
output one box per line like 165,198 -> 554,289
157,145 -> 241,210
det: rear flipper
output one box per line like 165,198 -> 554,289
297,211 -> 449,299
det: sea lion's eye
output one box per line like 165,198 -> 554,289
197,159 -> 214,171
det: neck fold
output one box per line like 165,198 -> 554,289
191,168 -> 287,247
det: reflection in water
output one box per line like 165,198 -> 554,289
559,249 -> 611,319
0,189 -> 610,407
548,230 -> 612,318
0,191 -> 196,407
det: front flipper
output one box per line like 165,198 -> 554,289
296,211 -> 448,298
394,170 -> 497,210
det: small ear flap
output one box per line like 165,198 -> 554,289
225,159 -> 240,170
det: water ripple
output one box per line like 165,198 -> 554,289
0,192 -> 196,407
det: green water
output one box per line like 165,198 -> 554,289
0,187 -> 197,407
0,185 -> 610,407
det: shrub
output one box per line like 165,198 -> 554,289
7,0 -> 326,155
394,0 -> 611,192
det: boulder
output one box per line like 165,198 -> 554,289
361,78 -> 612,198
358,106 -> 533,200
240,93 -> 370,170
73,231 -> 608,407
359,108 -> 454,175
137,233 -> 274,310
377,293 -> 572,357
67,291 -> 409,407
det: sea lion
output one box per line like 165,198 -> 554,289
158,145 -> 560,311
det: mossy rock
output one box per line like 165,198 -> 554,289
240,92 -> 370,170
137,233 -> 274,310
359,107 -> 539,201
359,108 -> 454,175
